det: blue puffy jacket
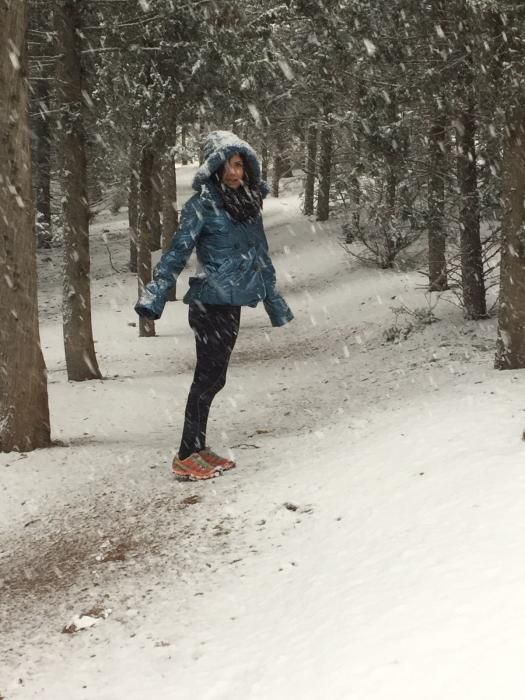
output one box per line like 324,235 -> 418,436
135,131 -> 294,328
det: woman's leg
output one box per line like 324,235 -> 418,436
178,303 -> 241,459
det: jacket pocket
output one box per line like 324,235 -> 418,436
201,259 -> 236,303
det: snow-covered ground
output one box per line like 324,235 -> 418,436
2,167 -> 525,700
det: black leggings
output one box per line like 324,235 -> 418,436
178,303 -> 241,459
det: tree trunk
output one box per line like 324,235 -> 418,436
138,145 -> 156,337
350,136 -> 361,240
277,130 -> 293,179
385,157 -> 397,212
0,0 -> 51,451
181,125 -> 188,165
303,123 -> 317,216
457,106 -> 486,319
162,149 -> 178,302
55,0 -> 101,381
162,151 -> 178,248
271,140 -> 282,198
316,115 -> 333,221
261,136 -> 269,182
281,154 -> 293,178
150,153 -> 162,252
198,121 -> 205,165
34,78 -> 53,248
495,111 -> 525,369
128,163 -> 138,273
428,113 -> 448,291
384,97 -> 398,215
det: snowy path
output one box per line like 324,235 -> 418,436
2,169 -> 525,699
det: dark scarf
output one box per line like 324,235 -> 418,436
212,167 -> 262,223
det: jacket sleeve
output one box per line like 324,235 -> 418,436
135,198 -> 204,320
257,230 -> 294,328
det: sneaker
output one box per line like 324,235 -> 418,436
171,452 -> 220,481
199,448 -> 236,471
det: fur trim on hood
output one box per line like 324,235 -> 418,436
192,130 -> 268,197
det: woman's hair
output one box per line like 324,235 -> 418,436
212,153 -> 262,223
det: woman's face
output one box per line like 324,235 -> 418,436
222,153 -> 244,189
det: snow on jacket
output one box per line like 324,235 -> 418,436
134,130 -> 294,327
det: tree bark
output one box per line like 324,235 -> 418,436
138,145 -> 156,337
495,112 -> 525,369
428,113 -> 448,291
384,98 -> 398,214
316,114 -> 333,221
198,121 -> 205,165
128,163 -> 138,273
55,0 -> 102,381
150,153 -> 162,252
0,0 -> 51,451
385,158 -> 397,212
350,135 -> 361,240
34,78 -> 53,248
162,151 -> 178,249
271,140 -> 282,198
457,105 -> 486,319
181,124 -> 188,165
303,123 -> 317,216
29,0 -> 53,249
278,130 -> 293,179
162,149 -> 178,302
281,154 -> 293,178
261,135 -> 269,182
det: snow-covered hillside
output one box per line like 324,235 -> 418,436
2,167 -> 525,700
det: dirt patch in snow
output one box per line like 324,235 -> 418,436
0,488 -> 222,654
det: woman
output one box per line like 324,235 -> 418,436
135,131 -> 294,480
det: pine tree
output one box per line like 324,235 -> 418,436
55,0 -> 102,380
0,0 -> 51,451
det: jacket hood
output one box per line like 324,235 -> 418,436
192,130 -> 268,197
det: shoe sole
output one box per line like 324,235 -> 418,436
171,463 -> 238,481
220,462 -> 235,472
172,466 -> 221,481
201,462 -> 236,472
199,457 -> 236,471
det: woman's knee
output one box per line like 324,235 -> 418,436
192,365 -> 227,395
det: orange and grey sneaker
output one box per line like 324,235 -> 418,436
199,448 -> 236,472
171,452 -> 220,481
